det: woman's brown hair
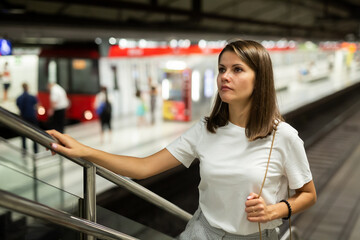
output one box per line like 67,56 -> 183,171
205,39 -> 283,141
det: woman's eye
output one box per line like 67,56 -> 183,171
234,67 -> 243,73
218,67 -> 225,73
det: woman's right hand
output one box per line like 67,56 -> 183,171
47,130 -> 90,158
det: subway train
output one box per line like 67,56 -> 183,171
1,40 -> 357,127
37,45 -> 100,126
0,45 -> 100,129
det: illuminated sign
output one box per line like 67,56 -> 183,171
72,59 -> 87,69
0,39 -> 12,56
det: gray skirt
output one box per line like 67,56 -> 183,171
177,208 -> 278,240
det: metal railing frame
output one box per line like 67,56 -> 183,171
0,106 -> 192,239
0,135 -> 65,203
0,189 -> 138,240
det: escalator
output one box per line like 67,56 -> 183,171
0,163 -> 83,240
0,106 -> 190,239
0,164 -> 173,239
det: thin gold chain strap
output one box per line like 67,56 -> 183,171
258,122 -> 278,240
257,121 -> 292,240
287,186 -> 292,240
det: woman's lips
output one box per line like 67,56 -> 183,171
221,86 -> 232,91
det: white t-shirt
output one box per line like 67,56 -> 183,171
166,119 -> 312,235
50,84 -> 69,110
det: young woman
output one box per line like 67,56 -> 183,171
48,40 -> 316,239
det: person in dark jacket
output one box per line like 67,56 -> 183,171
16,82 -> 39,154
95,86 -> 112,143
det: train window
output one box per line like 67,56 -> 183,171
38,58 -> 48,91
58,58 -> 69,91
70,59 -> 99,94
38,58 -> 69,91
48,60 -> 57,83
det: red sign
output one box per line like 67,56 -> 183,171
108,45 -> 222,58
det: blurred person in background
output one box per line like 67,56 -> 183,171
149,85 -> 158,125
1,61 -> 11,101
16,82 -> 39,154
135,89 -> 148,127
148,76 -> 158,125
47,82 -> 69,133
47,40 -> 316,240
95,86 -> 112,144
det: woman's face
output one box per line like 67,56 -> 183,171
217,51 -> 255,106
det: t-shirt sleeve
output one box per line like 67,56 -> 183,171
50,89 -> 58,103
284,134 -> 313,190
166,121 -> 203,168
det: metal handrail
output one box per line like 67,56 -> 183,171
0,107 -> 192,223
96,166 -> 192,221
0,189 -> 138,240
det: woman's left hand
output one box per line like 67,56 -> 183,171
245,192 -> 273,223
46,129 -> 90,158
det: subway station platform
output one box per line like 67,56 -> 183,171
0,65 -> 360,239
1,62 -> 359,194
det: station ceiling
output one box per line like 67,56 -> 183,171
1,0 -> 360,46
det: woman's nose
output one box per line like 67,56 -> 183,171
221,71 -> 231,81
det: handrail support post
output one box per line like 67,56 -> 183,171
84,165 -> 96,240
